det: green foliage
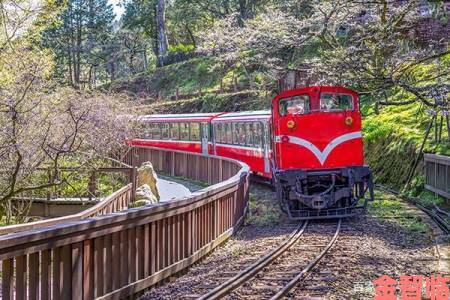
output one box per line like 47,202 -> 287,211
363,66 -> 450,187
169,44 -> 195,54
42,0 -> 116,85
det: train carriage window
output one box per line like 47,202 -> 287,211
151,123 -> 161,140
201,122 -> 209,140
225,123 -> 232,144
279,95 -> 310,116
169,123 -> 180,140
180,123 -> 189,140
238,123 -> 246,145
161,123 -> 169,139
245,123 -> 254,147
190,123 -> 200,141
143,124 -> 152,139
232,123 -> 239,144
320,93 -> 353,110
254,122 -> 263,148
215,124 -> 222,143
222,124 -> 227,144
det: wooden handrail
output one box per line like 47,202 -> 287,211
0,184 -> 133,236
0,147 -> 249,300
424,153 -> 450,200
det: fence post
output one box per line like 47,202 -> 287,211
131,167 -> 137,201
88,171 -> 97,200
47,169 -> 52,201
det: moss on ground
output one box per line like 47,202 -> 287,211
246,191 -> 283,226
368,191 -> 430,235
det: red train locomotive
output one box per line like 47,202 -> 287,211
131,86 -> 374,220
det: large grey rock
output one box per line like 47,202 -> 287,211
135,184 -> 158,204
137,162 -> 160,201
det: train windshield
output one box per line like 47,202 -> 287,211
320,93 -> 353,111
279,95 -> 310,116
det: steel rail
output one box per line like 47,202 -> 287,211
198,221 -> 309,300
271,218 -> 342,299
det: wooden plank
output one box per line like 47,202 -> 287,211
176,215 -> 182,261
120,230 -> 129,286
104,234 -> 113,293
157,220 -> 163,270
192,209 -> 197,252
151,221 -> 157,274
83,240 -> 94,300
171,216 -> 176,265
208,203 -> 212,242
16,255 -> 27,300
28,252 -> 40,300
144,224 -> 150,277
180,213 -> 186,259
61,245 -> 72,299
128,228 -> 136,282
2,258 -> 14,300
111,232 -> 120,290
53,247 -> 61,300
137,226 -> 145,280
94,237 -> 105,297
187,211 -> 192,256
163,218 -> 168,268
71,243 -> 83,300
424,153 -> 450,166
425,184 -> 450,199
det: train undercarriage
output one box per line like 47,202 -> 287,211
274,166 -> 374,220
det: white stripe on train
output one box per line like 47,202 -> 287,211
275,131 -> 362,165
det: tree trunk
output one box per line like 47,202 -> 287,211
75,6 -> 82,87
143,50 -> 148,71
67,44 -> 73,86
184,23 -> 196,47
68,2 -> 76,87
238,0 -> 250,26
156,0 -> 169,66
447,115 -> 450,141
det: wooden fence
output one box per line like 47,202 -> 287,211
0,147 -> 249,299
0,184 -> 134,236
424,153 -> 450,200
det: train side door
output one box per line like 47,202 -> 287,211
201,122 -> 209,155
263,122 -> 271,174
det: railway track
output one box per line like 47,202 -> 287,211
376,185 -> 450,235
198,219 -> 341,300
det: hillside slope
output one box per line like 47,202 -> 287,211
111,58 -> 449,195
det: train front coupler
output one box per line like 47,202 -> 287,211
274,166 -> 374,220
294,173 -> 340,210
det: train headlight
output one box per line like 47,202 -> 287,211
345,116 -> 353,126
287,120 -> 296,129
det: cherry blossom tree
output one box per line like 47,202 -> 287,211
304,0 -> 449,106
0,1 -> 137,222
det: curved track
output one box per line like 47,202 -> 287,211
199,219 -> 342,300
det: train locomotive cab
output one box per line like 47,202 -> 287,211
272,86 -> 374,220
